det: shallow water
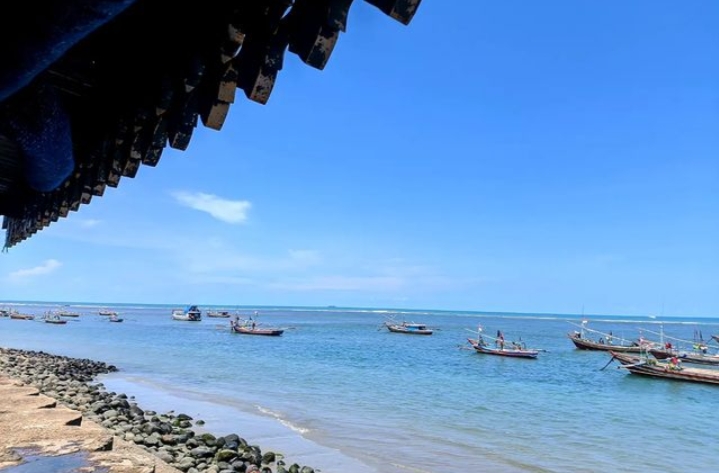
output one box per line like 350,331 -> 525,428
2,303 -> 719,473
4,450 -> 107,473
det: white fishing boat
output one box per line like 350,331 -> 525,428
171,305 -> 202,321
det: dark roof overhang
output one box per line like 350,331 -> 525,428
0,0 -> 421,248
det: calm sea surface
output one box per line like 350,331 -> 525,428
2,302 -> 719,473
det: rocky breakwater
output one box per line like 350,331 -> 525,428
0,348 -> 316,473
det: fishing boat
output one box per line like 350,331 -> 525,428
171,305 -> 202,321
610,351 -> 719,386
230,314 -> 284,336
466,327 -> 540,359
467,338 -> 540,359
9,311 -> 34,320
43,312 -> 67,324
57,307 -> 81,317
649,347 -> 719,366
385,321 -> 433,335
567,321 -> 651,353
381,314 -> 434,335
206,309 -> 232,318
108,314 -> 124,323
642,326 -> 719,366
98,308 -> 118,316
713,334 -> 719,344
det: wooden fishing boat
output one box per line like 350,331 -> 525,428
43,312 -> 67,324
230,318 -> 283,336
567,321 -> 651,353
206,310 -> 232,318
568,334 -> 644,352
649,347 -> 719,366
108,315 -> 124,323
384,321 -> 433,335
467,337 -> 539,359
230,323 -> 284,336
637,326 -> 719,366
98,308 -> 118,316
9,311 -> 34,320
610,351 -> 719,386
171,305 -> 202,321
58,309 -> 81,317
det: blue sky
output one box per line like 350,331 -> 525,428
2,1 -> 718,317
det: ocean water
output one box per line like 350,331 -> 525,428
2,302 -> 719,473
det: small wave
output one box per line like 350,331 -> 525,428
388,462 -> 434,473
256,406 -> 310,434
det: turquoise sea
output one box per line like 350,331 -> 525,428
2,302 -> 719,473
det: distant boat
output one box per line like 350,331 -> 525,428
385,321 -> 433,335
43,312 -> 67,324
466,327 -> 540,359
229,312 -> 284,336
466,337 -> 539,359
382,315 -> 434,335
171,305 -> 202,321
57,307 -> 81,317
206,309 -> 232,318
9,311 -> 34,320
98,308 -> 118,316
108,314 -> 124,323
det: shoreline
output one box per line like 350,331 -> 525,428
0,347 -> 317,473
98,374 -> 379,473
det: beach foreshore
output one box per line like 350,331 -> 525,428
0,347 -> 315,473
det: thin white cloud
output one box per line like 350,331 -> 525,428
172,191 -> 251,224
78,219 -> 101,228
8,259 -> 62,281
269,275 -> 406,292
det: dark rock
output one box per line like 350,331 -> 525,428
215,449 -> 238,463
189,446 -> 214,458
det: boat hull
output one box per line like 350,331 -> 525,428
171,306 -> 202,321
231,325 -> 283,336
467,338 -> 538,359
611,351 -> 719,386
207,311 -> 231,318
385,323 -> 433,335
568,333 -> 642,352
649,348 -> 719,366
172,314 -> 201,321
